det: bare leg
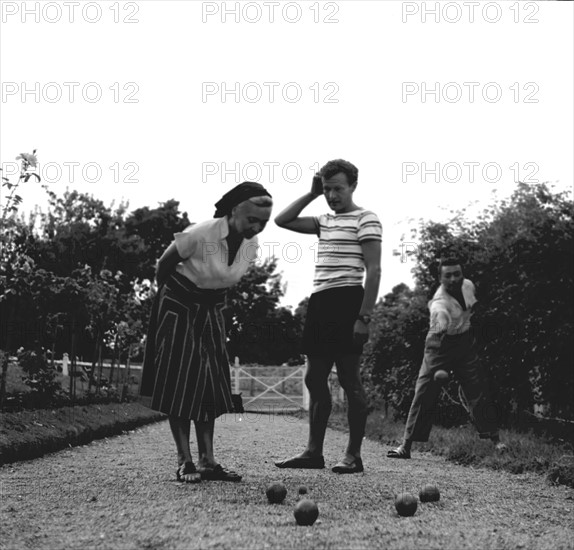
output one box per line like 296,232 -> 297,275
335,354 -> 368,461
168,416 -> 193,466
194,419 -> 217,469
194,418 -> 242,480
304,355 -> 335,457
274,356 -> 333,468
278,355 -> 333,459
169,416 -> 200,482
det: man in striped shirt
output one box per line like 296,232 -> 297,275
274,159 -> 382,474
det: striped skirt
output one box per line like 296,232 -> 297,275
139,272 -> 235,421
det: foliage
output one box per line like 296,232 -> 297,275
225,258 -> 303,365
124,200 -> 191,281
364,182 -> 574,424
2,179 -> 303,405
16,347 -> 62,400
0,172 -> 191,406
0,150 -> 45,408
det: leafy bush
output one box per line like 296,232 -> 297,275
17,347 -> 63,402
363,183 -> 574,426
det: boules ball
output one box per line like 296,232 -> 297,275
298,486 -> 308,495
266,482 -> 287,504
433,369 -> 449,384
394,493 -> 418,517
294,499 -> 319,526
419,484 -> 440,502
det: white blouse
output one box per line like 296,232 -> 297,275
173,217 -> 258,289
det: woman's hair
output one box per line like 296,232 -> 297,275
319,159 -> 359,186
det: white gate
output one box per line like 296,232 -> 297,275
231,359 -> 308,412
231,358 -> 346,413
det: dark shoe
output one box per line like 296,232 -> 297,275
387,446 -> 411,459
176,461 -> 201,483
274,455 -> 325,469
199,464 -> 242,482
332,457 -> 364,474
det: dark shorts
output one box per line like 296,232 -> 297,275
302,286 -> 364,356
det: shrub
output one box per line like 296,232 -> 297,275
17,347 -> 63,404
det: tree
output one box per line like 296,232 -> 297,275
0,151 -> 43,408
362,284 -> 430,417
124,200 -> 191,281
364,182 -> 574,424
225,258 -> 303,364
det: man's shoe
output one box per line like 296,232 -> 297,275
274,455 -> 325,469
387,446 -> 411,459
332,457 -> 364,474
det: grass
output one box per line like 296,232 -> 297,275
0,400 -> 165,466
1,358 -> 164,466
328,406 -> 574,489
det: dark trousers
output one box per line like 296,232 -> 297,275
404,331 -> 499,442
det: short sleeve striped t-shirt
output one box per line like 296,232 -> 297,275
311,209 -> 382,294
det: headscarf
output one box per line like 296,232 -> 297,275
213,181 -> 272,218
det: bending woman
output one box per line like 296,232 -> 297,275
140,182 -> 273,483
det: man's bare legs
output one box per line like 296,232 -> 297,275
303,355 -> 335,457
334,354 -> 369,463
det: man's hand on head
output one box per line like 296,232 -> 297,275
311,173 -> 323,197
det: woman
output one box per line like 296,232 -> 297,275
140,182 -> 273,483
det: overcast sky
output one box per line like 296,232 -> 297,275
1,0 -> 572,308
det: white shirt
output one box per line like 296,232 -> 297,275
428,279 -> 477,335
173,217 -> 258,289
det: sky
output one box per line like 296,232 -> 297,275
1,0 -> 572,308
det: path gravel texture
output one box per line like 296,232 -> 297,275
1,412 -> 573,550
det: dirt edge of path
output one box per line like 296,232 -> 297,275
0,401 -> 166,466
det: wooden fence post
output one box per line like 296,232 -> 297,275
62,353 -> 69,376
234,356 -> 240,394
302,357 -> 310,411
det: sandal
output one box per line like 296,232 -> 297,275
199,464 -> 242,482
387,446 -> 411,459
176,461 -> 201,483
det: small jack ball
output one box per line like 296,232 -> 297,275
419,485 -> 440,502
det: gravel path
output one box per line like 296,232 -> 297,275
1,413 -> 573,550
